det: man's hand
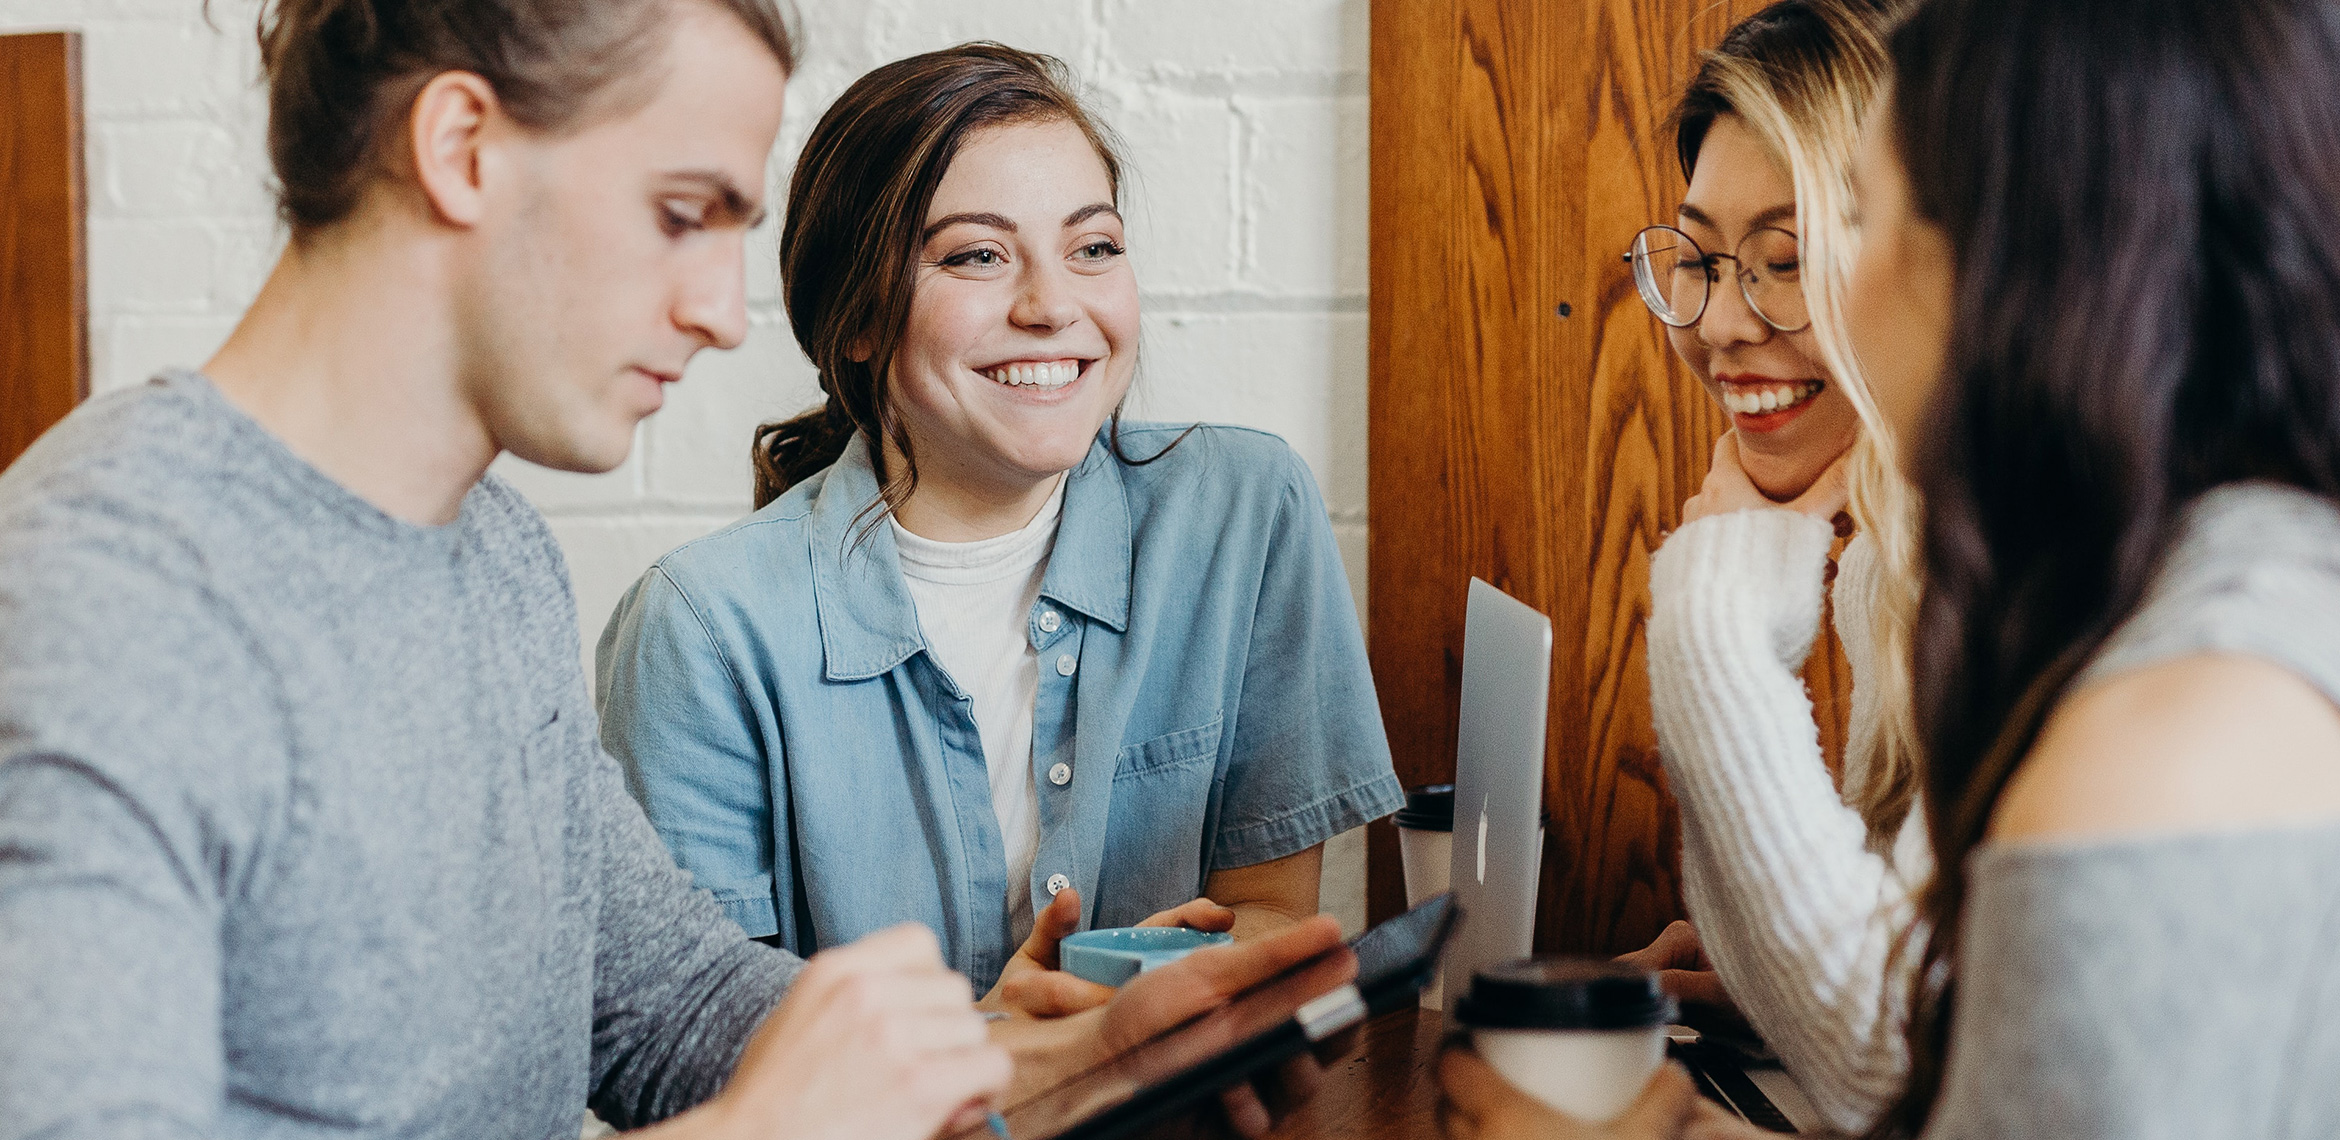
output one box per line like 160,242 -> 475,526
1682,433 -> 1850,526
1438,1048 -> 1718,1140
673,924 -> 1009,1140
981,887 -> 1237,1019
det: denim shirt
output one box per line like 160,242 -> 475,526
596,424 -> 1402,988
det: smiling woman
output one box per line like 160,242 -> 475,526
594,44 -> 1403,1016
1609,1 -> 1932,1133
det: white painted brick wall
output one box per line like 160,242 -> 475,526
3,0 -> 1373,935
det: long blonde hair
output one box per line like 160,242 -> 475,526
1675,0 -> 1922,849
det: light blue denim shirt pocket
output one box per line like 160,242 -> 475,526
1099,714 -> 1226,906
1113,715 -> 1225,781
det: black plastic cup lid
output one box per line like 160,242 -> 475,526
1394,784 -> 1455,831
1393,784 -> 1552,834
1451,957 -> 1677,1031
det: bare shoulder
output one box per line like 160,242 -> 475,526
1990,653 -> 2340,842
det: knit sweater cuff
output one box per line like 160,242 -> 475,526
1650,508 -> 1835,672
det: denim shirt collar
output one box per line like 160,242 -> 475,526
808,433 -> 1133,683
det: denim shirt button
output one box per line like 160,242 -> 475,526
1038,610 -> 1062,634
1045,873 -> 1071,896
1048,762 -> 1072,786
1055,653 -> 1077,677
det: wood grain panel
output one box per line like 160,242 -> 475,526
1,30 -> 88,473
1367,0 -> 1845,956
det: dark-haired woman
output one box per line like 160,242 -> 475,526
1438,0 -> 2340,1137
596,44 -> 1401,1014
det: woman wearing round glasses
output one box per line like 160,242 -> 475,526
1595,1 -> 1931,1134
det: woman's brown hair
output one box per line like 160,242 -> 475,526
1875,0 -> 2340,1133
250,0 -> 796,235
754,43 -> 1146,512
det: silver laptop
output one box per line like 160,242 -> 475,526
1439,577 -> 1554,1001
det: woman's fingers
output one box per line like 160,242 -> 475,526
1790,448 -> 1853,520
1683,432 -> 1769,524
1710,432 -> 1757,492
980,889 -> 1091,1014
1106,916 -> 1349,1053
1219,1084 -> 1275,1137
1658,968 -> 1733,1011
1710,429 -> 1741,472
1437,1046 -> 1514,1113
1619,1063 -> 1699,1127
1137,897 -> 1237,932
1018,886 -> 1084,970
1439,1048 -> 1710,1140
1682,1086 -> 1774,1139
996,969 -> 1116,1018
1614,920 -> 1701,972
1167,915 -> 1345,998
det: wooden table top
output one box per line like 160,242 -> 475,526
1266,1006 -> 1445,1140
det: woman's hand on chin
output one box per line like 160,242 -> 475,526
978,889 -> 1239,1019
1682,432 -> 1850,527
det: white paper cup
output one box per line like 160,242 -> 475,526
1397,822 -> 1454,1009
1395,785 -> 1546,1010
1394,785 -> 1458,1009
1473,1025 -> 1668,1123
1452,958 -> 1677,1124
1399,826 -> 1452,906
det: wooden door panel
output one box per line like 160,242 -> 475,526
1,30 -> 88,472
1368,0 -> 1827,956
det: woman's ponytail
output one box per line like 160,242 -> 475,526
751,399 -> 856,509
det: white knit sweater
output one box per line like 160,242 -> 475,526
1646,508 -> 1932,1134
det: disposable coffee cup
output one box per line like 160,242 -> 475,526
1394,785 -> 1553,905
1396,784 -> 1550,1009
1395,784 -> 1457,907
1452,958 -> 1677,1124
1394,785 -> 1457,1008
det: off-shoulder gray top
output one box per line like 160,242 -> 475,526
1926,482 -> 2340,1139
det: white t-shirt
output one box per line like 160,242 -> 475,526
889,478 -> 1066,941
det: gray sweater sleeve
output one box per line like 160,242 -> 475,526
0,544 -> 289,1140
1928,829 -> 2340,1140
582,728 -> 804,1129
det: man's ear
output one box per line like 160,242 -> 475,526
407,71 -> 501,228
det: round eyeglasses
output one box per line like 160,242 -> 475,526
1622,224 -> 1811,334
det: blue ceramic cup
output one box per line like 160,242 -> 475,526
1058,927 -> 1235,987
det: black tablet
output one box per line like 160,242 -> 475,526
966,894 -> 1460,1140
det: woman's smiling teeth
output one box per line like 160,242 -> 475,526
1722,379 -> 1823,415
983,360 -> 1081,390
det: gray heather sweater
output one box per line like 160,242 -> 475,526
1928,483 -> 2340,1138
0,371 -> 801,1139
